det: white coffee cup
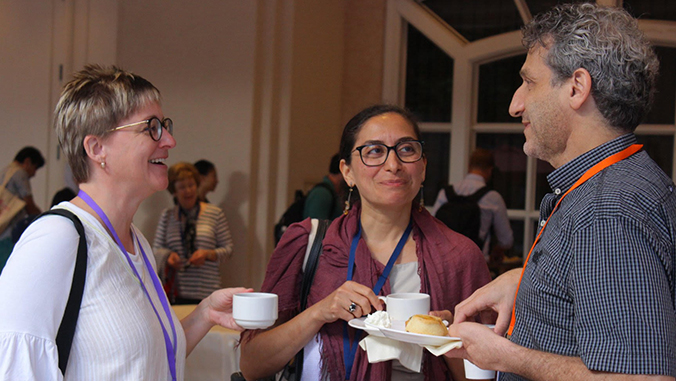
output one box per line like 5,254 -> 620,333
233,292 -> 278,329
378,293 -> 430,321
463,359 -> 495,379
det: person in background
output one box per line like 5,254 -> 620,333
239,104 -> 491,380
302,153 -> 344,220
154,162 -> 234,305
0,146 -> 45,270
0,64 -> 249,379
447,4 -> 675,381
431,148 -> 513,262
11,186 -> 78,245
194,159 -> 218,203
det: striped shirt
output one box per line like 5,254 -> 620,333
501,134 -> 676,380
153,202 -> 233,300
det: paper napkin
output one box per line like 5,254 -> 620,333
422,339 -> 463,356
358,335 -> 423,372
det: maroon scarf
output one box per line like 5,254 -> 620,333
254,202 -> 491,380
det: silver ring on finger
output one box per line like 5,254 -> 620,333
348,302 -> 357,313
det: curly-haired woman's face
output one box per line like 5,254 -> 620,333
174,177 -> 198,210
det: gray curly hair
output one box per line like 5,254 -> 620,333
522,3 -> 659,132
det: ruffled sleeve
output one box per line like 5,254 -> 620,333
0,332 -> 63,380
0,213 -> 79,379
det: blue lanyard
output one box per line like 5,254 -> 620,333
342,219 -> 413,379
78,191 -> 178,381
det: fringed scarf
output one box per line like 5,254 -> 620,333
253,202 -> 491,380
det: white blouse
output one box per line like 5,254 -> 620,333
0,202 -> 186,380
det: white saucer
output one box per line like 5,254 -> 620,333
378,320 -> 460,346
235,318 -> 276,330
347,317 -> 385,337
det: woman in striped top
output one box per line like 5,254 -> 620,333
154,162 -> 234,304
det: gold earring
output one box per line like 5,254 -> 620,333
343,186 -> 354,215
418,185 -> 424,212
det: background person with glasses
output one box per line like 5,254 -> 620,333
154,162 -> 234,305
0,64 -> 250,379
239,104 -> 491,381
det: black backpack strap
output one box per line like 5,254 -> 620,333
39,209 -> 88,376
444,185 -> 457,199
300,219 -> 330,310
468,186 -> 491,203
289,219 -> 329,381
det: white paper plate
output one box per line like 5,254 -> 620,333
378,320 -> 461,346
347,317 -> 385,337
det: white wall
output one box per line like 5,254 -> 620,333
117,0 -> 258,288
0,1 -> 54,208
0,0 -> 357,289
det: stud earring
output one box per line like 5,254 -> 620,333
418,185 -> 424,212
100,161 -> 106,169
343,186 -> 354,215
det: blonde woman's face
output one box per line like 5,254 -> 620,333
102,102 -> 176,198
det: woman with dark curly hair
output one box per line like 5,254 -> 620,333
239,104 -> 491,381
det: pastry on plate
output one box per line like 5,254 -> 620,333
405,314 -> 448,336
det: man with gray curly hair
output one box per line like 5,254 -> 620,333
447,3 -> 675,381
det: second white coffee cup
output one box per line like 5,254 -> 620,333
233,292 -> 278,329
378,293 -> 430,321
463,359 -> 496,379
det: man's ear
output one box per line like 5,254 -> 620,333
569,68 -> 593,110
82,135 -> 106,164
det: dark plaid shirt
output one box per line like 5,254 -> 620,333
501,134 -> 676,381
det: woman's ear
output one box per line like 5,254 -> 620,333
339,159 -> 354,188
569,68 -> 593,111
82,135 -> 106,165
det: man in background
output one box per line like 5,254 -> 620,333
303,153 -> 343,220
0,146 -> 45,270
194,159 -> 218,203
432,148 -> 513,261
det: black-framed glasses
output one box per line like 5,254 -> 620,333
111,117 -> 173,141
353,140 -> 424,167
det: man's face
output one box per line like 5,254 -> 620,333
202,169 -> 218,192
509,45 -> 572,168
22,159 -> 38,178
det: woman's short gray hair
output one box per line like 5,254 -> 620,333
522,3 -> 659,132
53,64 -> 161,184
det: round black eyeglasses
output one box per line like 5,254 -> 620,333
111,117 -> 173,141
352,140 -> 424,167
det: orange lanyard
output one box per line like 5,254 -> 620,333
507,144 -> 643,336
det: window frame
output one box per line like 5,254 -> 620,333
384,0 -> 676,258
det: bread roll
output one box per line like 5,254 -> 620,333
405,314 -> 448,336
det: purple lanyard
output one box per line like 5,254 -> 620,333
343,219 -> 413,379
78,190 -> 178,381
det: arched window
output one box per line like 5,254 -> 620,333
384,0 -> 676,261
